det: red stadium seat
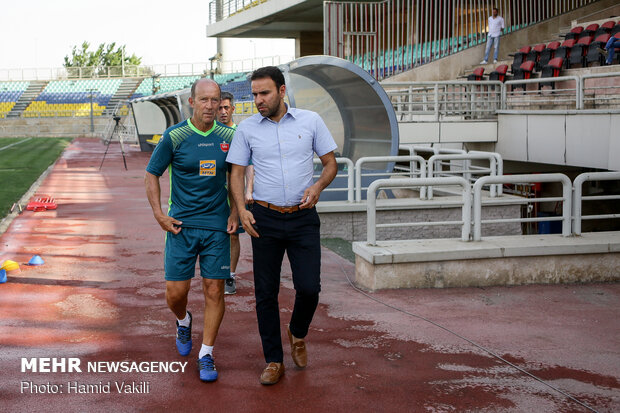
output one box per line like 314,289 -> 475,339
510,45 -> 532,73
489,64 -> 509,82
467,67 -> 485,81
554,39 -> 576,66
586,33 -> 611,66
595,20 -> 616,37
539,57 -> 565,90
526,44 -> 547,70
582,23 -> 600,38
564,26 -> 583,41
539,41 -> 561,68
512,61 -> 535,91
569,35 -> 593,67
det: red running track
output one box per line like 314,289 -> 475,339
0,138 -> 618,412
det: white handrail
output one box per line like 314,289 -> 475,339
313,157 -> 355,203
427,153 -> 502,199
473,174 -> 572,241
572,172 -> 620,235
367,177 -> 471,245
355,155 -> 427,202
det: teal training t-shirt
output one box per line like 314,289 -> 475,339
146,119 -> 235,231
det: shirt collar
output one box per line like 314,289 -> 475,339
259,103 -> 296,123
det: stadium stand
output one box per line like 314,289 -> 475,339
130,73 -> 246,100
23,79 -> 122,117
0,81 -> 29,118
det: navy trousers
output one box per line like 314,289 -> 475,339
250,202 -> 321,363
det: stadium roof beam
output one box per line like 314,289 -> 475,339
207,0 -> 324,38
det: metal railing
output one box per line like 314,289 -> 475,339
354,155 -> 427,202
385,73 -> 620,119
503,76 -> 581,110
573,172 -> 620,235
367,177 -> 471,245
325,0 -> 598,80
313,157 -> 355,203
427,153 -> 502,199
383,81 -> 503,120
473,174 -> 572,241
208,0 -> 269,24
581,72 -> 620,109
0,56 -> 290,81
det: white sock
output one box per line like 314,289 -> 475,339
230,272 -> 236,279
177,312 -> 190,328
199,344 -> 214,359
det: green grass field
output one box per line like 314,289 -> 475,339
0,137 -> 73,218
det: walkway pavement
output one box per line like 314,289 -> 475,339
0,138 -> 618,412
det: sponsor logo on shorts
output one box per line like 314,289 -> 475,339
220,142 -> 229,152
200,160 -> 216,176
221,265 -> 230,270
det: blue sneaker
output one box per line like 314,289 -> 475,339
197,354 -> 218,382
175,311 -> 192,356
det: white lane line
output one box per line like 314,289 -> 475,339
0,137 -> 33,152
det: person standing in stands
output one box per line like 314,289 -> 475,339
481,7 -> 505,64
217,91 -> 255,295
226,66 -> 338,385
145,78 -> 238,383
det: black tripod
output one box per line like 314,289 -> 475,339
99,116 -> 128,170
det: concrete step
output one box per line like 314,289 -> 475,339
7,80 -> 48,118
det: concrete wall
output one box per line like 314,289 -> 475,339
0,117 -> 108,138
355,252 -> 620,290
387,0 -> 620,82
320,203 -> 521,242
353,232 -> 620,290
496,112 -> 620,171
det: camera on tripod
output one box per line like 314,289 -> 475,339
113,115 -> 121,122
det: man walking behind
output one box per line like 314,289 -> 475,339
217,91 -> 254,295
227,66 -> 337,385
145,78 -> 238,382
481,7 -> 505,64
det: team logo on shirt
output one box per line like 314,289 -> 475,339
200,160 -> 216,176
220,142 -> 229,152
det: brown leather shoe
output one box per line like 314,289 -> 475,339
287,326 -> 307,368
259,362 -> 284,385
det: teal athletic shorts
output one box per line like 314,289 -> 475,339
164,227 -> 231,281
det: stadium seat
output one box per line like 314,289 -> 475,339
611,24 -> 620,37
511,61 -> 535,91
489,64 -> 509,82
467,67 -> 485,81
554,38 -> 576,67
595,20 -> 616,37
582,23 -> 599,38
569,35 -> 593,67
510,46 -> 532,73
539,57 -> 565,89
585,33 -> 612,66
564,26 -> 583,41
526,44 -> 546,71
539,41 -> 561,69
